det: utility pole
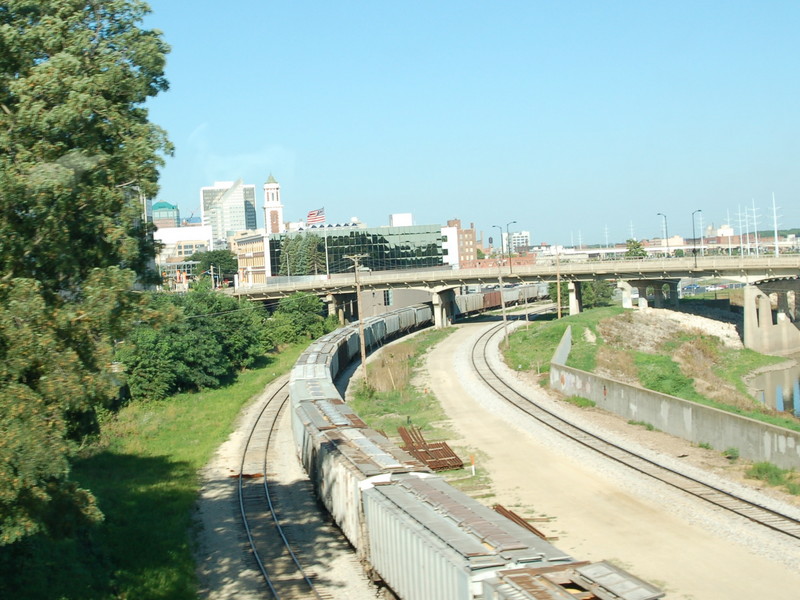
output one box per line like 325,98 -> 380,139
556,249 -> 562,319
345,254 -> 369,385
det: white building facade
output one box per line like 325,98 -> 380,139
200,179 -> 258,249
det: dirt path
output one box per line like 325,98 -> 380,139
422,320 -> 800,600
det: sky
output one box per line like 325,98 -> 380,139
143,1 -> 800,247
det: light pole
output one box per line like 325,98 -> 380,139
492,225 -> 504,267
657,213 -> 669,256
491,225 -> 509,347
691,209 -> 702,268
505,220 -> 517,273
345,254 -> 369,385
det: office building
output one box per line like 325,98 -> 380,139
200,179 -> 257,249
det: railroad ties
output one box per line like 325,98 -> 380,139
398,425 -> 464,471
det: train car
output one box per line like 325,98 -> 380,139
482,290 -> 501,311
501,287 -> 521,307
361,473 -> 574,600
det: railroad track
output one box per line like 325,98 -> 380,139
470,312 -> 800,542
237,381 -> 326,600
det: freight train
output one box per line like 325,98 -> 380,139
288,294 -> 663,600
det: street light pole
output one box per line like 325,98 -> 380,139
657,212 -> 669,256
345,254 -> 369,385
492,225 -> 504,268
691,209 -> 702,268
505,220 -> 517,274
491,225 -> 509,348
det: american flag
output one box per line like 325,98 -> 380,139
306,207 -> 325,224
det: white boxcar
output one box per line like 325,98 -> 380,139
362,473 -> 575,600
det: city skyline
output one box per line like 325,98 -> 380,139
144,2 -> 800,246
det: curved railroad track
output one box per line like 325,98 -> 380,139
471,310 -> 800,542
237,381 -> 326,600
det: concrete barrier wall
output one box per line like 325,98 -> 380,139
549,327 -> 800,469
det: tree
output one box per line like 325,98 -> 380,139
190,249 -> 238,279
117,284 -> 268,401
264,292 -> 338,348
625,239 -> 647,258
0,1 -> 171,545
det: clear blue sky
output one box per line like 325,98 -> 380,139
144,1 -> 800,247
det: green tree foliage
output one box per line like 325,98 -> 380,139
0,1 -> 171,544
580,280 -> 615,308
264,292 -> 338,347
117,284 -> 268,401
190,249 -> 238,278
548,280 -> 615,309
278,234 -> 328,276
625,238 -> 647,257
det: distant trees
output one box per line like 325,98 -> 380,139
278,234 -> 326,276
190,250 -> 238,279
263,292 -> 338,348
625,239 -> 647,258
548,280 -> 615,310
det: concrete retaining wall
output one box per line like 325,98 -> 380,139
549,326 -> 800,469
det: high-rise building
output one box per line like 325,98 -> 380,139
200,179 -> 257,249
447,219 -> 478,266
152,201 -> 180,229
263,174 -> 285,234
509,230 -> 530,253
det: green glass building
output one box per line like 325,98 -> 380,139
268,223 -> 448,276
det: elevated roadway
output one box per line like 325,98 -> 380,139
234,254 -> 800,300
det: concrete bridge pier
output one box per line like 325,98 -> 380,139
744,279 -> 800,355
432,288 -> 456,328
617,281 -> 634,309
325,292 -> 356,325
652,283 -> 681,308
568,281 -> 582,315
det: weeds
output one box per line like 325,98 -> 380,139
723,447 -> 740,460
565,396 -> 595,408
628,420 -> 659,431
745,462 -> 800,495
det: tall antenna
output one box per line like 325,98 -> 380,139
629,221 -> 635,240
772,192 -> 780,256
751,199 -> 760,257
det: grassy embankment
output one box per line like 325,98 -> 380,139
502,305 -> 800,494
1,344 -> 306,600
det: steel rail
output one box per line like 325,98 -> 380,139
237,381 -> 324,599
470,315 -> 800,541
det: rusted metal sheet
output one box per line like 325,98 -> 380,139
483,563 -> 664,600
398,425 -> 464,471
493,504 -> 554,541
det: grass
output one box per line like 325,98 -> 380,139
745,461 -> 800,495
504,304 -> 800,434
350,328 -> 454,439
502,306 -> 623,374
0,344 -> 306,600
628,420 -> 659,431
565,395 -> 596,408
723,447 -> 740,460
